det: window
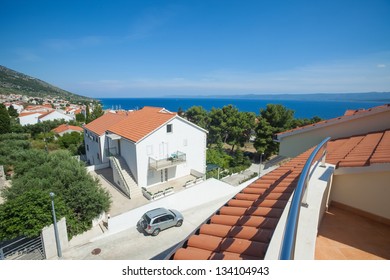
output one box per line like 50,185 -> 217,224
97,153 -> 99,160
166,124 -> 172,133
87,144 -> 89,151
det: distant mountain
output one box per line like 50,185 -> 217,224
166,92 -> 390,102
0,65 -> 94,102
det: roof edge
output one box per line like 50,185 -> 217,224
276,105 -> 390,140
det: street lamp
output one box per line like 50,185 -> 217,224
50,192 -> 62,258
259,153 -> 264,177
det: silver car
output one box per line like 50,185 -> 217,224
137,207 -> 184,236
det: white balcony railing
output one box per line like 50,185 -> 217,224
148,151 -> 186,170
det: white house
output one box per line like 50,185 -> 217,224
18,109 -> 75,126
52,124 -> 84,136
83,107 -> 207,197
18,112 -> 42,126
38,110 -> 74,123
4,102 -> 24,113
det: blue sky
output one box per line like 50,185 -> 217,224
1,0 -> 389,97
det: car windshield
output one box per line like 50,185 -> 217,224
169,210 -> 176,217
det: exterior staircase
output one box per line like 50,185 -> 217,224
110,156 -> 142,199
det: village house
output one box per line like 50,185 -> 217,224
83,106 -> 207,198
18,105 -> 75,126
37,110 -> 74,123
52,124 -> 83,136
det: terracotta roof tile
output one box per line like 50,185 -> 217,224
52,124 -> 83,134
84,112 -> 128,136
277,104 -> 390,137
172,129 -> 390,260
108,107 -> 176,142
326,130 -> 390,167
18,111 -> 42,117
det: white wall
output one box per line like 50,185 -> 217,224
19,113 -> 41,126
279,110 -> 390,158
330,170 -> 390,220
39,111 -> 74,123
120,138 -> 138,182
84,129 -> 103,165
136,117 -> 207,187
41,217 -> 68,259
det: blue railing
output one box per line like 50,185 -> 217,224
279,137 -> 331,260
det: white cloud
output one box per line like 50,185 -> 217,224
75,51 -> 390,96
377,64 -> 387,68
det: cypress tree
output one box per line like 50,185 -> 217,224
0,104 -> 11,134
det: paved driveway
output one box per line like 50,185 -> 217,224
61,179 -> 247,260
61,165 -> 278,260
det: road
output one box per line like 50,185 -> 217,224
60,165 -> 279,260
61,193 -> 236,260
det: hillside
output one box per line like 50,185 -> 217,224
0,65 -> 94,102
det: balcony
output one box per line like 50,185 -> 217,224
149,151 -> 186,171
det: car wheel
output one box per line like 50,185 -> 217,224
176,220 -> 183,227
152,228 -> 160,236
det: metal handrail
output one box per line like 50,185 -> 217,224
279,137 -> 331,260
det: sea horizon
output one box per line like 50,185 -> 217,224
98,97 -> 386,120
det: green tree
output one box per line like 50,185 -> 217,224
254,104 -> 295,158
0,189 -> 69,239
208,107 -> 226,145
206,147 -> 232,169
0,104 -> 11,134
75,112 -> 86,122
185,106 -> 210,129
2,149 -> 111,238
57,132 -> 84,155
253,118 -> 277,158
208,105 -> 255,151
292,116 -> 322,128
87,104 -> 104,123
7,105 -> 19,118
85,104 -> 90,122
260,104 -> 295,130
0,133 -> 31,176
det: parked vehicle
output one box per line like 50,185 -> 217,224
137,208 -> 184,236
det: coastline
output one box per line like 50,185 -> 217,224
98,97 -> 385,119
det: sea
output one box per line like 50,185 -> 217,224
99,97 -> 385,120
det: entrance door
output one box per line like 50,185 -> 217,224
160,168 -> 168,182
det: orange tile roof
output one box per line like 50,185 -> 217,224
172,149 -> 313,260
37,110 -> 55,119
171,129 -> 390,260
52,124 -> 83,134
18,111 -> 42,117
276,104 -> 390,138
84,112 -> 128,136
24,105 -> 53,112
326,129 -> 390,167
108,107 -> 176,142
83,107 -> 176,142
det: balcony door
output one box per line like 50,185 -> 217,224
159,142 -> 168,159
